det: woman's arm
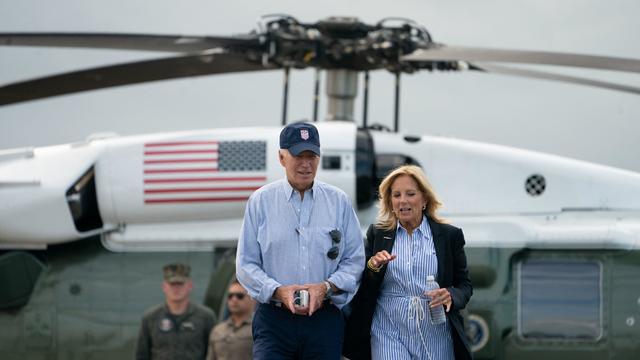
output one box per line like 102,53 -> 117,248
448,227 -> 473,311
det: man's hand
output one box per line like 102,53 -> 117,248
303,282 -> 328,316
273,284 -> 308,315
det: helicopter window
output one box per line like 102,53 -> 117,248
376,154 -> 420,189
322,156 -> 341,170
369,153 -> 421,205
66,166 -> 103,232
518,259 -> 602,341
375,154 -> 421,181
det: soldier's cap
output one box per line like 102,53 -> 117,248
279,122 -> 320,156
163,263 -> 191,283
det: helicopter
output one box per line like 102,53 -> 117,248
1,14 -> 640,360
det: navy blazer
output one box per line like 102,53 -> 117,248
343,217 -> 473,360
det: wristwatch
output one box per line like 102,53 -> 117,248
323,280 -> 333,300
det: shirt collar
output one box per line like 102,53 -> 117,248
163,301 -> 194,317
396,215 -> 428,236
417,215 -> 430,236
281,178 -> 316,202
225,317 -> 252,328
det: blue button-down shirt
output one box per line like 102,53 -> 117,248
236,178 -> 365,307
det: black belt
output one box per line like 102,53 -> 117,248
268,300 -> 286,308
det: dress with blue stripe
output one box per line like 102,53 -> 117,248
370,216 -> 454,360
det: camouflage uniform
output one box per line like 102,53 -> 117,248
135,263 -> 216,360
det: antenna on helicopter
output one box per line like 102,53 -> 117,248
312,69 -> 320,122
394,72 -> 401,133
281,67 -> 290,126
362,71 -> 370,128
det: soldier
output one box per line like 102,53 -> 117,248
136,263 -> 216,360
206,281 -> 255,360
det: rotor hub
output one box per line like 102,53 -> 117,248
258,15 -> 455,73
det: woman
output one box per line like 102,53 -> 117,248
343,165 -> 472,360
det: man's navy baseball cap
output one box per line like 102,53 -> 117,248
279,122 -> 321,156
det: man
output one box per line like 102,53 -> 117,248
236,122 -> 365,359
206,281 -> 255,360
136,263 -> 216,360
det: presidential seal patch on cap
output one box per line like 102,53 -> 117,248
279,122 -> 320,156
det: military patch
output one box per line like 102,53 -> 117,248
159,318 -> 173,332
181,321 -> 195,331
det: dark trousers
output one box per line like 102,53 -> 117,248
252,303 -> 344,360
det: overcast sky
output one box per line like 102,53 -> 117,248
1,0 -> 639,171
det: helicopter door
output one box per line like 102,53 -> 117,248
355,128 -> 375,210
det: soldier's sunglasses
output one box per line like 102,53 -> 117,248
227,292 -> 246,300
327,229 -> 342,260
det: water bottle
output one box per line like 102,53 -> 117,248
426,275 -> 446,325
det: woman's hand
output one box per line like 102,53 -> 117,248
425,287 -> 453,312
369,250 -> 397,270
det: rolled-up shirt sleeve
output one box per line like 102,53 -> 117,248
327,195 -> 365,306
236,192 -> 281,304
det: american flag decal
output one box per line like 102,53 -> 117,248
143,140 -> 267,204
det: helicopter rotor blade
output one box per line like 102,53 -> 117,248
470,63 -> 640,95
0,33 -> 261,53
403,46 -> 640,73
0,51 -> 278,106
